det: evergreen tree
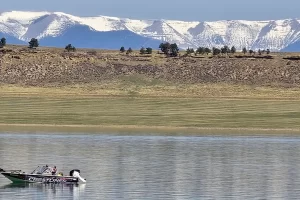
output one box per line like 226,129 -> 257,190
231,46 -> 236,54
186,47 -> 194,55
196,47 -> 204,55
159,43 -> 164,49
28,38 -> 39,49
159,42 -> 171,55
0,37 -> 6,46
146,47 -> 153,54
65,44 -> 76,52
159,43 -> 165,53
242,47 -> 247,54
221,46 -> 230,54
170,43 -> 179,57
213,47 -> 221,55
266,49 -> 270,54
120,46 -> 125,53
221,47 -> 226,54
258,49 -> 262,55
158,42 -> 179,57
140,47 -> 146,55
204,48 -> 211,55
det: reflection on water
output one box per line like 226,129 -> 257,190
0,183 -> 85,199
1,133 -> 300,199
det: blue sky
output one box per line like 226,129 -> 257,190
1,0 -> 299,21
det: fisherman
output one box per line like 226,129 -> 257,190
52,166 -> 57,175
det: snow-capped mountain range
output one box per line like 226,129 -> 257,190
0,11 -> 300,51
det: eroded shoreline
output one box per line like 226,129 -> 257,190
1,124 -> 300,136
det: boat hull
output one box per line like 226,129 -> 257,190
1,172 -> 79,184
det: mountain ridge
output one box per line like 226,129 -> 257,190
0,11 -> 300,51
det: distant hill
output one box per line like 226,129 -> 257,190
0,33 -> 26,45
39,25 -> 161,49
282,41 -> 300,52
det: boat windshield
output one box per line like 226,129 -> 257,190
31,166 -> 52,174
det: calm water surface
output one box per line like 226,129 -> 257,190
1,132 -> 300,199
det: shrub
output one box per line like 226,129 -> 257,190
146,47 -> 153,54
140,47 -> 146,55
126,47 -> 133,54
231,46 -> 236,54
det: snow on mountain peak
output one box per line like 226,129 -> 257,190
0,11 -> 50,24
0,11 -> 300,51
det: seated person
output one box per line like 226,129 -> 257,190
52,166 -> 57,175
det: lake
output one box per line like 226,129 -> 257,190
1,132 -> 300,199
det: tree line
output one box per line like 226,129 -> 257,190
119,43 -> 179,56
119,46 -> 153,55
0,37 -> 271,56
120,42 -> 271,57
186,46 -> 271,56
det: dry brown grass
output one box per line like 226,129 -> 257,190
2,82 -> 300,98
1,87 -> 300,132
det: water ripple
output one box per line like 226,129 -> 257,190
1,133 -> 300,199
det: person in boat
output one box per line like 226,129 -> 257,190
52,166 -> 57,175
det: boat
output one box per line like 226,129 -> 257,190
0,166 -> 86,184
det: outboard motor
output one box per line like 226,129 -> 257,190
70,169 -> 86,183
